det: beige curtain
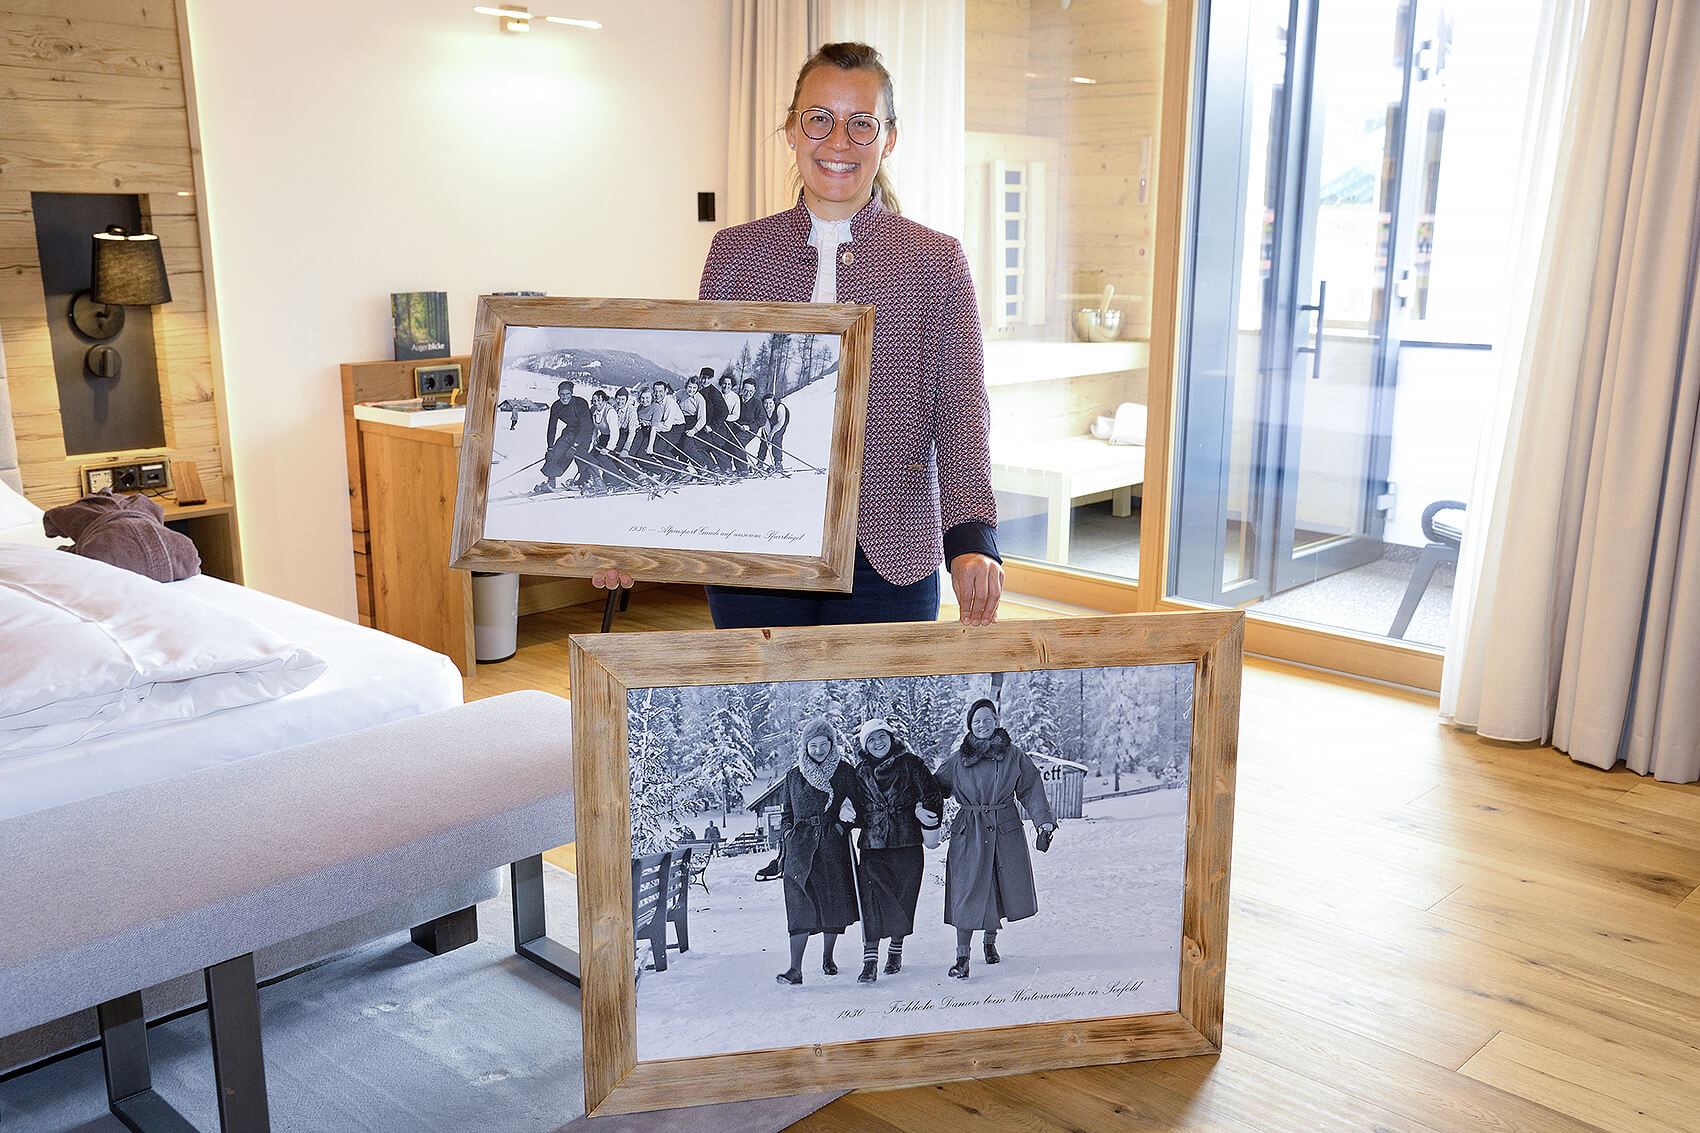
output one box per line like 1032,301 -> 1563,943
1442,0 -> 1700,781
726,0 -> 811,225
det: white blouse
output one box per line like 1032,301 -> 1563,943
806,212 -> 855,303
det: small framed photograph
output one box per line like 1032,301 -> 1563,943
450,296 -> 873,590
567,612 -> 1243,1116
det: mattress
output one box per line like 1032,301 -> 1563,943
0,574 -> 463,821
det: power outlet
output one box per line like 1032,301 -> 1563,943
81,460 -> 171,495
415,363 -> 462,400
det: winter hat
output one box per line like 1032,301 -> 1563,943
798,715 -> 837,762
965,698 -> 998,730
856,718 -> 894,752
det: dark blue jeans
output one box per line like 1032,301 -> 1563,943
706,545 -> 939,627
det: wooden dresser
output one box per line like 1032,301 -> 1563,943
340,356 -> 605,675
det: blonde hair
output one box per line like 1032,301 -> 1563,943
787,41 -> 901,215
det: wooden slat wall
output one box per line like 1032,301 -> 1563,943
965,0 -> 1167,341
0,0 -> 232,511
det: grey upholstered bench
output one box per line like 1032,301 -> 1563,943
0,690 -> 578,1132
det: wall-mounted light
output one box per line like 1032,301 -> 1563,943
68,226 -> 172,380
473,6 -> 602,33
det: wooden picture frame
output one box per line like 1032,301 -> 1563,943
450,296 -> 873,590
568,611 -> 1242,1116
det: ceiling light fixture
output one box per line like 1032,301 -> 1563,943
473,6 -> 601,33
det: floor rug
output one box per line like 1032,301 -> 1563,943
0,865 -> 836,1131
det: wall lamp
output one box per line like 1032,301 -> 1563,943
473,6 -> 603,33
69,226 -> 172,380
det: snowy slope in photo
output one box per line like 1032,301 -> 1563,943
631,786 -> 1188,1061
481,369 -> 836,555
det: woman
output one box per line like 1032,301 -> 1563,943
593,42 -> 1003,627
850,719 -> 942,982
933,699 -> 1057,979
773,715 -> 860,985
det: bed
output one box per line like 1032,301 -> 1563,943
0,372 -> 496,1074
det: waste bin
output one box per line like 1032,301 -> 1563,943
470,571 -> 520,663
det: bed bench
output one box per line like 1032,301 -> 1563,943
0,690 -> 577,1133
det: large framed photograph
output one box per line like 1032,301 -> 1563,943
451,296 -> 873,589
568,612 -> 1242,1115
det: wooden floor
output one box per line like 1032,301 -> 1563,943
466,588 -> 1700,1133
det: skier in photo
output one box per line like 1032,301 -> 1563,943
933,698 -> 1057,979
758,394 -> 790,473
733,377 -> 764,471
850,718 -> 942,982
717,373 -> 745,471
648,379 -> 687,472
678,374 -> 716,474
535,379 -> 599,495
773,715 -> 860,985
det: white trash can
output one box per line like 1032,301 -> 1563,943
470,571 -> 520,663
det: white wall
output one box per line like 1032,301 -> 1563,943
185,0 -> 732,617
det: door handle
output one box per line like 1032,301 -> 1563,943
1297,280 -> 1326,379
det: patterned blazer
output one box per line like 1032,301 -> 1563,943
699,193 -> 999,587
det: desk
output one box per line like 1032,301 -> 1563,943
990,436 -> 1145,564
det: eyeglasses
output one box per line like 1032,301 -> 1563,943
792,107 -> 888,146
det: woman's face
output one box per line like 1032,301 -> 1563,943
970,706 -> 997,739
787,66 -> 895,221
806,735 -> 832,762
865,730 -> 892,758
639,388 -> 654,407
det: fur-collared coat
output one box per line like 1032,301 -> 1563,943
779,760 -> 860,935
934,729 -> 1054,930
699,192 -> 998,585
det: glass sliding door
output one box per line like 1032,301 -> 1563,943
1171,0 -> 1478,645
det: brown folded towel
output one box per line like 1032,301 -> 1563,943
43,491 -> 201,582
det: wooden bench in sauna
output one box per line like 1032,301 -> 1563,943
990,435 -> 1146,564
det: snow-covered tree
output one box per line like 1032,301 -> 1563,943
696,686 -> 760,823
628,687 -> 688,855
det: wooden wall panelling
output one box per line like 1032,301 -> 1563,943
0,0 -> 236,543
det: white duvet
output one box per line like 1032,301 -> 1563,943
0,545 -> 326,757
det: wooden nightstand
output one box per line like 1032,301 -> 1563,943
159,497 -> 242,584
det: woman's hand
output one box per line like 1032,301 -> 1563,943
950,553 -> 1004,626
1035,822 -> 1055,853
838,798 -> 857,823
915,803 -> 939,827
591,569 -> 633,590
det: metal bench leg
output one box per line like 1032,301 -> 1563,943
99,992 -> 197,1133
511,854 -> 581,985
99,952 -> 270,1133
205,954 -> 270,1133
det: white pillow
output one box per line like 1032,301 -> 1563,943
0,520 -> 70,550
0,544 -> 326,756
0,480 -> 40,529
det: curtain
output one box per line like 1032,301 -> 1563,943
1442,0 -> 1700,782
725,1 -> 966,234
726,0 -> 811,225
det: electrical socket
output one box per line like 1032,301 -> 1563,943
81,460 -> 171,495
415,363 -> 462,400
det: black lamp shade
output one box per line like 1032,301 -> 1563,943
90,228 -> 171,306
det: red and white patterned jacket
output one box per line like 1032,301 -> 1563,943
699,193 -> 999,586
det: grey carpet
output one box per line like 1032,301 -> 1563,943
0,865 -> 836,1132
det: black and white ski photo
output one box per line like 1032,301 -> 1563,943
480,324 -> 841,556
622,663 -> 1196,1062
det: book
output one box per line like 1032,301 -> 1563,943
354,398 -> 465,428
391,291 -> 450,361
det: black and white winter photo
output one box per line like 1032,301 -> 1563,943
621,663 -> 1196,1062
479,324 -> 842,557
